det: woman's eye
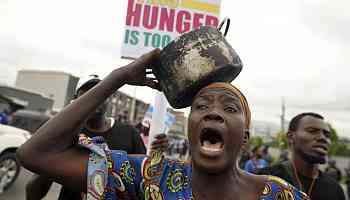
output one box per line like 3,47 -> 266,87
324,131 -> 331,138
224,106 -> 237,113
196,104 -> 208,110
307,128 -> 318,134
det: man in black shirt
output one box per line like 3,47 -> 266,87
345,163 -> 350,198
26,75 -> 146,200
257,112 -> 345,200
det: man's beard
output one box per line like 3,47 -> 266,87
297,148 -> 327,164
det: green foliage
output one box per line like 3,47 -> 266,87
334,143 -> 350,157
327,123 -> 350,157
249,136 -> 263,147
328,124 -> 339,156
275,131 -> 288,150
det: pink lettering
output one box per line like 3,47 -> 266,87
176,10 -> 191,34
143,5 -> 159,29
125,2 -> 221,34
126,0 -> 142,27
193,13 -> 204,29
205,15 -> 219,27
159,8 -> 175,32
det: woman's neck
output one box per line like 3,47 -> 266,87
191,166 -> 251,200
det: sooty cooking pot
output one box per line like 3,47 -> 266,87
152,18 -> 243,109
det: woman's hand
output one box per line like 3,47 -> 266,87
122,49 -> 161,90
17,48 -> 163,193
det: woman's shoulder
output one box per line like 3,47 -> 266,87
260,175 -> 310,200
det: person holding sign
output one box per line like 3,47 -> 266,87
25,75 -> 146,200
17,49 -> 309,200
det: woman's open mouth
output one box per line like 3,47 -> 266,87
199,127 -> 224,156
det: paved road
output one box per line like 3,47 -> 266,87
0,168 -> 61,200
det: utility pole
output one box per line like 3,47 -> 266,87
281,97 -> 286,133
129,87 -> 137,124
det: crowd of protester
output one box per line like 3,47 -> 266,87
0,24 -> 348,199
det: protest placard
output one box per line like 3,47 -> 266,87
122,0 -> 222,59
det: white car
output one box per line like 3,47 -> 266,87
0,124 -> 31,194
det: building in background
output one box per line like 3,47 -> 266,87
14,69 -> 187,135
168,109 -> 188,138
108,91 -> 150,125
16,70 -> 79,111
108,91 -> 187,137
0,85 -> 53,112
250,120 -> 280,142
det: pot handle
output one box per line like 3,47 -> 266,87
218,17 -> 230,37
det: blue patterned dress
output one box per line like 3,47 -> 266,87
79,135 -> 309,200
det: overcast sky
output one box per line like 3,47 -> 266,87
1,0 -> 349,136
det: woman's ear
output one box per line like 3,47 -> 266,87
243,129 -> 250,145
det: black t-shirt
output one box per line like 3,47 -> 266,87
324,166 -> 342,182
257,161 -> 346,200
346,169 -> 350,197
81,120 -> 146,154
58,120 -> 146,200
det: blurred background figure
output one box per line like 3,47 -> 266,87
262,145 -> 273,165
239,145 -> 251,169
180,139 -> 189,159
0,109 -> 12,125
244,146 -> 268,173
117,110 -> 129,123
278,149 -> 289,163
135,120 -> 150,148
325,159 -> 342,183
346,162 -> 350,199
25,75 -> 146,200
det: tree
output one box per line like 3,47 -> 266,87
275,131 -> 288,150
327,123 -> 350,157
249,136 -> 263,148
328,123 -> 339,156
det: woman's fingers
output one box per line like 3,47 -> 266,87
144,79 -> 161,91
150,133 -> 168,152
